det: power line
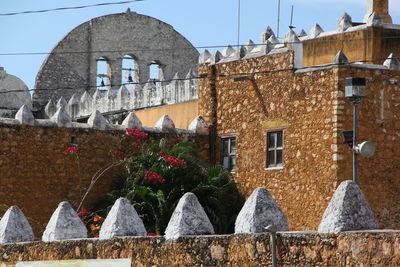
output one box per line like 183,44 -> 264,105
0,1 -> 144,16
0,55 -> 395,95
2,35 -> 400,56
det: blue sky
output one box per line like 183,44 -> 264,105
1,0 -> 399,89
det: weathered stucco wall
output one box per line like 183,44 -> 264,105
0,123 -> 209,236
135,100 -> 198,129
1,231 -> 400,266
198,51 -> 400,231
303,26 -> 400,67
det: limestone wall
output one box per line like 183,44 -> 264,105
0,117 -> 209,236
198,50 -> 400,231
199,51 -> 340,231
1,231 -> 399,266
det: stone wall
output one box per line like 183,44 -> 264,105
1,231 -> 400,266
0,120 -> 209,236
198,50 -> 400,231
33,11 -> 199,114
335,66 -> 400,229
199,51 -> 340,231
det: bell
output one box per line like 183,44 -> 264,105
100,79 -> 105,87
128,73 -> 133,83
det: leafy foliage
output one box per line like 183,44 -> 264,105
93,135 -> 243,235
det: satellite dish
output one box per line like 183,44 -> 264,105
356,141 -> 376,158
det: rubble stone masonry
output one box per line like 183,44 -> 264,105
0,123 -> 209,236
199,51 -> 400,230
1,231 -> 400,266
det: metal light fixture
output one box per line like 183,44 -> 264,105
345,77 -> 375,184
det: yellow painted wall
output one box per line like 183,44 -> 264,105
135,100 -> 198,129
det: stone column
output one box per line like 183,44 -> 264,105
363,0 -> 392,24
137,61 -> 150,85
108,58 -> 122,90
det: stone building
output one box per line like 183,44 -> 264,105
0,67 -> 32,118
32,9 -> 199,121
1,0 -> 400,233
198,0 -> 400,230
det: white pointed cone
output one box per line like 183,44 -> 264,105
155,114 -> 176,133
42,201 -> 87,242
199,50 -> 212,64
118,85 -> 130,97
310,24 -> 324,38
45,99 -> 56,118
0,206 -> 34,244
87,110 -> 109,130
188,116 -> 209,135
122,112 -> 142,129
333,50 -> 349,64
185,69 -> 196,79
80,91 -> 93,102
235,187 -> 288,234
172,72 -> 181,80
284,29 -> 300,43
337,12 -> 352,32
222,45 -> 236,58
165,193 -> 214,240
68,94 -> 79,105
56,97 -> 68,109
51,106 -> 71,126
267,35 -> 279,44
383,53 -> 400,70
99,198 -> 147,239
318,180 -> 378,234
260,26 -> 275,43
245,39 -> 256,53
15,104 -> 35,125
297,29 -> 307,37
211,51 -> 223,64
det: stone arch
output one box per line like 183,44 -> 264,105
96,56 -> 111,90
33,10 -> 199,114
122,54 -> 139,89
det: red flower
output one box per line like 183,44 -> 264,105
64,146 -> 79,154
114,149 -> 123,156
125,128 -> 149,142
144,171 -> 166,184
164,155 -> 186,167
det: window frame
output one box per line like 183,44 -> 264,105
266,130 -> 284,169
220,135 -> 237,173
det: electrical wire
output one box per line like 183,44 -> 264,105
1,35 -> 400,56
0,1 -> 144,16
0,55 -> 395,95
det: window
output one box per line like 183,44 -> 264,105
221,137 -> 236,172
266,131 -> 283,168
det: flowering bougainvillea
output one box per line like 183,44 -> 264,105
158,151 -> 186,167
64,146 -> 79,154
125,128 -> 148,142
144,171 -> 166,184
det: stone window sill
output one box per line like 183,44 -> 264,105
264,166 -> 284,171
